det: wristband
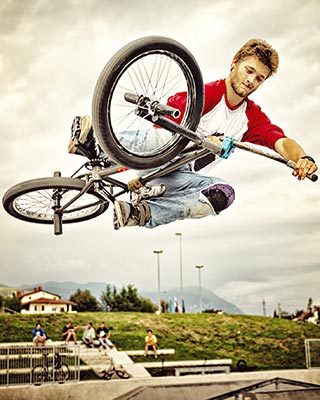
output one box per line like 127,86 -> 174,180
301,156 -> 315,163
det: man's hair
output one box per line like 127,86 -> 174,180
232,39 -> 279,76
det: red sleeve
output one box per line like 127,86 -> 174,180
166,80 -> 225,124
242,100 -> 286,150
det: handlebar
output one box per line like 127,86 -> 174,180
233,141 -> 318,182
124,93 -> 318,182
124,92 -> 180,119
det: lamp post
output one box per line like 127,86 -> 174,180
195,264 -> 204,313
175,232 -> 184,312
153,250 -> 163,313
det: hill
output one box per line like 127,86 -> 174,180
18,281 -> 242,314
2,312 -> 320,370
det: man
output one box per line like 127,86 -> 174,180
32,322 -> 47,346
69,39 -> 317,229
96,322 -> 115,350
62,321 -> 78,344
144,329 -> 158,358
82,322 -> 96,348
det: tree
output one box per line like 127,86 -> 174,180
307,297 -> 313,310
3,293 -> 22,312
70,289 -> 100,312
100,284 -> 157,312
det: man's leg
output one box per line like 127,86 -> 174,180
114,165 -> 235,229
145,167 -> 235,228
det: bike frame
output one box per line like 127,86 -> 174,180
53,98 -> 317,235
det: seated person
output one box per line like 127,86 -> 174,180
82,322 -> 96,348
62,321 -> 78,344
144,329 -> 157,358
32,322 -> 47,346
96,322 -> 115,350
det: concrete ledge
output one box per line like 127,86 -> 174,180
125,349 -> 175,356
175,365 -> 230,376
141,359 -> 232,368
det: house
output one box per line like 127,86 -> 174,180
18,286 -> 76,314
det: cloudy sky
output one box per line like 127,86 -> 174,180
1,0 -> 319,315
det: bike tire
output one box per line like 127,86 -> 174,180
32,365 -> 47,386
102,371 -> 113,380
2,177 -> 108,224
115,369 -> 131,379
55,363 -> 70,383
92,36 -> 204,170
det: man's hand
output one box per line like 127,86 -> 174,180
293,157 -> 318,180
274,138 -> 317,180
207,133 -> 224,145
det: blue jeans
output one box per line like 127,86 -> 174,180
143,165 -> 230,228
112,130 -> 234,228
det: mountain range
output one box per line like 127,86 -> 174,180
6,281 -> 243,314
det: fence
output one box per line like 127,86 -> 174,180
0,344 -> 80,386
305,339 -> 320,369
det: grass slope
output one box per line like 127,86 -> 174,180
1,312 -> 320,370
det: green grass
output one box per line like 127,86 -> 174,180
1,312 -> 320,370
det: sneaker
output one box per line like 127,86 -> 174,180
113,200 -> 151,229
68,115 -> 98,158
131,184 -> 166,205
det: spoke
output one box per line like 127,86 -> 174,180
13,189 -> 101,221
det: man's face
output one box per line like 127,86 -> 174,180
229,56 -> 270,98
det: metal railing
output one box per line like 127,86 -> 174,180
0,344 -> 80,386
305,339 -> 320,369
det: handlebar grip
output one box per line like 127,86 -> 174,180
308,174 -> 318,182
287,160 -> 318,182
124,92 -> 139,104
155,103 -> 181,119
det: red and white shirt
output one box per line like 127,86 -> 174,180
167,79 -> 285,171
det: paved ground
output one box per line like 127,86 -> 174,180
1,368 -> 320,400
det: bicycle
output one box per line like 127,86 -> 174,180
32,350 -> 70,385
2,36 -> 318,235
99,358 -> 131,380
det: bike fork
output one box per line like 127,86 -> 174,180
52,171 -> 63,235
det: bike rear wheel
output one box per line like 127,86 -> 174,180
55,363 -> 70,383
2,177 -> 108,224
92,36 -> 204,170
100,370 -> 113,380
32,365 -> 47,385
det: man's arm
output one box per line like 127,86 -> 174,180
274,137 -> 318,180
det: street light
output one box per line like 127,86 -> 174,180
195,264 -> 204,313
175,232 -> 184,312
153,250 -> 163,313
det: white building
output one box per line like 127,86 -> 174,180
18,287 -> 76,314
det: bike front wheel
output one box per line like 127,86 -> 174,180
2,177 -> 108,224
92,36 -> 204,170
115,369 -> 131,379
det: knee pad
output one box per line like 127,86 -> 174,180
201,183 -> 235,214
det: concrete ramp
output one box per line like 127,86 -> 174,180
110,350 -> 150,378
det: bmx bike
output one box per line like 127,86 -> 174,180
99,357 -> 131,380
2,36 -> 318,235
32,351 -> 70,385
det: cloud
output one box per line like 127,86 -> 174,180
0,0 -> 319,315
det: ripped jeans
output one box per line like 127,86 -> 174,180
143,164 -> 235,229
